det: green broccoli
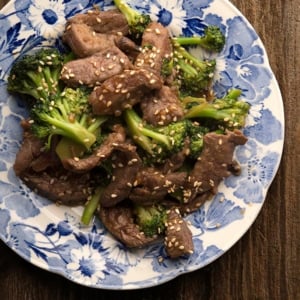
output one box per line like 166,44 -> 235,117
81,186 -> 104,225
184,89 -> 251,130
172,41 -> 216,96
172,25 -> 226,52
123,108 -> 188,163
186,121 -> 210,159
134,204 -> 167,237
7,48 -> 64,101
113,0 -> 151,39
30,87 -> 107,150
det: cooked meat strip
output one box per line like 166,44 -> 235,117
184,130 -> 248,203
162,192 -> 212,215
21,170 -> 91,206
100,143 -> 142,207
89,68 -> 163,116
140,85 -> 184,126
164,208 -> 194,258
62,124 -> 126,173
114,36 -> 141,61
13,120 -> 45,176
66,9 -> 129,35
60,46 -> 132,87
135,22 -> 173,76
13,120 -> 61,176
99,204 -> 159,248
62,23 -> 117,58
129,167 -> 187,206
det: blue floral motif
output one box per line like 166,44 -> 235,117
0,209 -> 10,237
244,109 -> 283,145
189,193 -> 245,230
233,152 -> 280,204
15,0 -> 67,39
0,15 -> 25,76
213,17 -> 272,104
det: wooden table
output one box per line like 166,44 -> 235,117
0,0 -> 299,299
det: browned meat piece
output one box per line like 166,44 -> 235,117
135,22 -> 173,76
20,170 -> 91,206
13,120 -> 45,176
162,192 -> 212,215
66,9 -> 129,35
129,167 -> 187,206
60,46 -> 132,87
62,23 -> 116,57
99,205 -> 159,248
13,120 -> 61,176
63,21 -> 139,59
140,85 -> 184,125
184,130 -> 248,203
89,68 -> 163,116
62,124 -> 126,173
114,36 -> 141,61
100,143 -> 142,207
164,208 -> 194,258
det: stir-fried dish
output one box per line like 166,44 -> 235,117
7,1 -> 250,259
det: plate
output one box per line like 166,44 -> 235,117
0,0 -> 284,289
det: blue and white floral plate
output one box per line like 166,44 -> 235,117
0,0 -> 284,289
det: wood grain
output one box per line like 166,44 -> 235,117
0,0 -> 299,299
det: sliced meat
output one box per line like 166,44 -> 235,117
100,143 -> 142,207
66,9 -> 129,35
184,130 -> 248,202
62,124 -> 126,173
164,208 -> 194,258
135,22 -> 173,76
99,204 -> 159,248
114,36 -> 141,61
20,170 -> 91,206
129,167 -> 187,206
60,46 -> 132,87
162,192 -> 212,215
62,23 -> 116,57
140,85 -> 184,126
89,68 -> 163,116
13,120 -> 60,176
13,120 -> 45,176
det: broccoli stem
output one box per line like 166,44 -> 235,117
81,187 -> 104,225
124,109 -> 171,153
185,103 -> 237,120
173,36 -> 204,46
173,26 -> 226,52
113,0 -> 137,22
39,113 -> 97,149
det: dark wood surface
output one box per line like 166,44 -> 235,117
0,0 -> 299,299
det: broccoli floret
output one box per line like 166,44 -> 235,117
113,0 -> 151,39
7,48 -> 64,101
186,121 -> 209,159
172,41 -> 216,96
30,87 -> 107,150
173,25 -> 225,52
134,204 -> 167,237
184,89 -> 251,130
123,108 -> 188,163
